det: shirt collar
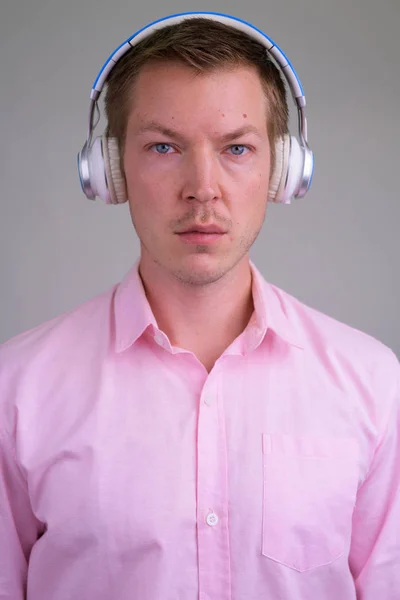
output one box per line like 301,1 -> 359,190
113,258 -> 304,354
248,260 -> 304,351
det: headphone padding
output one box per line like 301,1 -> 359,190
279,136 -> 304,204
268,135 -> 290,203
103,136 -> 128,204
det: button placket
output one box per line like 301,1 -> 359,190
197,380 -> 231,599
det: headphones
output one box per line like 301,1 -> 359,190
77,12 -> 314,205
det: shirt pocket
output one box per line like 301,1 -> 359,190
262,433 -> 358,572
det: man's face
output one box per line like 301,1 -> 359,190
123,61 -> 271,286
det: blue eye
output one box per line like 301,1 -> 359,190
229,145 -> 248,156
152,143 -> 173,154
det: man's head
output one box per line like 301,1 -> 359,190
104,18 -> 290,286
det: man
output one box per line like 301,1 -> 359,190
0,13 -> 399,600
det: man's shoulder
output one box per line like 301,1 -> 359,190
0,284 -> 118,372
271,282 -> 398,371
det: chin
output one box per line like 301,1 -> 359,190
172,255 -> 232,286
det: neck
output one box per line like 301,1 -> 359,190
138,255 -> 254,371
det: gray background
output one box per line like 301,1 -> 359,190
1,0 -> 399,356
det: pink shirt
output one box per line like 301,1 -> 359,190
1,259 -> 399,600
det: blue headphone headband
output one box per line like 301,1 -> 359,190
91,12 -> 305,106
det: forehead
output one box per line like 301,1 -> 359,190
127,60 -> 268,126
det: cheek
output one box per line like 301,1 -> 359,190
240,170 -> 269,208
124,155 -> 180,205
126,176 -> 172,235
253,171 -> 270,212
231,174 -> 268,232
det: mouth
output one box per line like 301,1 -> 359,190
175,222 -> 228,245
178,225 -> 226,234
176,230 -> 226,245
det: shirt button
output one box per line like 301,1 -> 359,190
204,395 -> 212,406
206,512 -> 219,527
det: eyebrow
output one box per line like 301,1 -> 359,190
136,121 -> 264,143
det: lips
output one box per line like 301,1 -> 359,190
177,230 -> 225,245
178,225 -> 226,234
184,230 -> 220,234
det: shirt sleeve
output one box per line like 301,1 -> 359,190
349,356 -> 400,599
0,427 -> 41,599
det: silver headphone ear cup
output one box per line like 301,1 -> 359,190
268,135 -> 290,203
78,141 -> 94,199
296,145 -> 314,198
103,136 -> 128,204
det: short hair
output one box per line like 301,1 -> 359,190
104,18 -> 289,175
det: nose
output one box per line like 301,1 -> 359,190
181,147 -> 222,203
